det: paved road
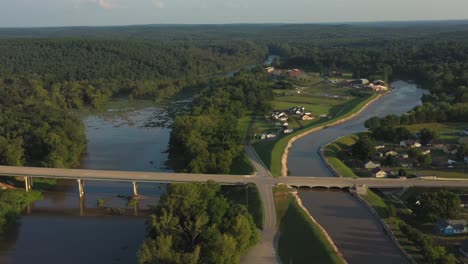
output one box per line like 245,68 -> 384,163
287,81 -> 428,177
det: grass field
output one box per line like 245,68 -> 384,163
237,111 -> 253,140
401,123 -> 468,144
221,183 -> 264,229
408,168 -> 468,179
274,186 -> 345,264
324,134 -> 359,178
253,93 -> 377,176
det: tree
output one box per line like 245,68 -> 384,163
398,168 -> 407,177
138,181 -> 258,264
409,190 -> 461,221
351,134 -> 376,160
419,128 -> 438,145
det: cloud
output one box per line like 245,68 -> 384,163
99,0 -> 114,9
152,0 -> 165,8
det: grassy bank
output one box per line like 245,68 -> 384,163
323,134 -> 360,178
274,186 -> 345,264
254,93 -> 377,176
0,189 -> 43,234
360,188 -> 425,262
221,183 -> 264,229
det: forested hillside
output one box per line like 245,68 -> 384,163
0,39 -> 267,106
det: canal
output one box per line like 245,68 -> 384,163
289,81 -> 427,264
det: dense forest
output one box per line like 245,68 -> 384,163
0,39 -> 268,106
138,181 -> 258,264
0,77 -> 87,167
1,22 -> 468,170
168,68 -> 273,174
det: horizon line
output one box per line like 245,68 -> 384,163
1,18 -> 468,29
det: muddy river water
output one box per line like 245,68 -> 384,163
0,55 -> 277,264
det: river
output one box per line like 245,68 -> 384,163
290,81 -> 427,264
0,55 -> 277,264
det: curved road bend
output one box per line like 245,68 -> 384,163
287,82 -> 426,264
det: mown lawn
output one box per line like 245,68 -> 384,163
401,123 -> 468,144
274,186 -> 345,264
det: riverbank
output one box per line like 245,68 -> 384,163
274,185 -> 346,264
280,93 -> 381,176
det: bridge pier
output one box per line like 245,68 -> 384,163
77,179 -> 85,198
24,176 -> 32,192
133,181 -> 138,197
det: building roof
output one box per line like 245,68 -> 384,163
371,167 -> 384,174
435,219 -> 467,231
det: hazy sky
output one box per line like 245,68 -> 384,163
1,0 -> 468,27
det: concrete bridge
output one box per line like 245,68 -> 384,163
2,165 -> 468,196
2,164 -> 468,264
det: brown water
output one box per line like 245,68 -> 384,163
0,55 -> 278,264
0,102 -> 172,264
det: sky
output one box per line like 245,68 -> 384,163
1,0 -> 468,27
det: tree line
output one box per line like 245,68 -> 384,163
0,38 -> 268,106
168,68 -> 274,174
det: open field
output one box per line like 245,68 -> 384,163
401,123 -> 468,144
253,93 -> 377,176
274,186 -> 344,264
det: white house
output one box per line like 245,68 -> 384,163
400,140 -> 421,148
371,167 -> 388,178
283,129 -> 294,134
364,160 -> 381,169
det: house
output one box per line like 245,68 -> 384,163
432,157 -> 449,167
400,153 -> 409,159
461,129 -> 468,136
364,160 -> 381,169
397,158 -> 413,167
279,116 -> 288,122
435,219 -> 468,235
429,139 -> 445,149
443,144 -> 459,155
421,149 -> 431,155
459,240 -> 468,257
373,80 -> 387,86
286,69 -> 303,78
265,67 -> 275,73
375,145 -> 385,150
458,137 -> 468,145
266,134 -> 277,139
400,140 -> 421,148
283,129 -> 294,134
385,150 -> 398,156
301,115 -> 314,121
371,167 -> 388,178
